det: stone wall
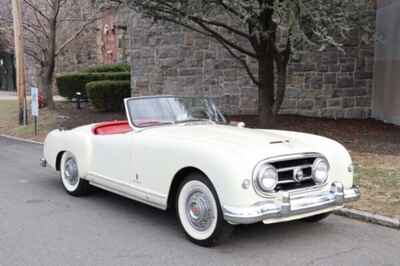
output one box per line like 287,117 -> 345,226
283,44 -> 374,119
129,13 -> 375,118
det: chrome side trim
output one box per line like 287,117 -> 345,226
223,182 -> 361,225
90,181 -> 166,210
87,172 -> 167,210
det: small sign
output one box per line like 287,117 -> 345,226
31,87 -> 38,117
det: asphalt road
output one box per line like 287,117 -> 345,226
0,137 -> 399,266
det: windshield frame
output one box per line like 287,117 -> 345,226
124,95 -> 226,129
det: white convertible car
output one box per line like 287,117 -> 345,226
42,96 -> 360,246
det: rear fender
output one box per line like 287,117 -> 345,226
44,129 -> 92,177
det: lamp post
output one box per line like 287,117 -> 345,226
76,92 -> 82,109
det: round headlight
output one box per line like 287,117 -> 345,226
312,158 -> 329,184
256,164 -> 278,192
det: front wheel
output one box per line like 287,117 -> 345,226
60,151 -> 91,196
176,174 -> 232,247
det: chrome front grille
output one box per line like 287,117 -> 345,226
270,156 -> 317,191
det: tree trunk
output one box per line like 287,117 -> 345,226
43,16 -> 57,110
41,66 -> 55,110
257,51 -> 276,128
273,62 -> 287,115
273,47 -> 290,116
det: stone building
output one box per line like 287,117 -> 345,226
128,11 -> 375,119
56,2 -> 130,73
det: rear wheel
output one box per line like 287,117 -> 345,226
302,212 -> 331,223
176,173 -> 232,247
60,151 -> 91,196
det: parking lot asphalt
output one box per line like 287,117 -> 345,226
0,136 -> 399,266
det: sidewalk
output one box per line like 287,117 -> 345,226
0,90 -> 66,101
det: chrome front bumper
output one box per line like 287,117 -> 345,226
223,182 -> 360,225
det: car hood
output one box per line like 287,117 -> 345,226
142,124 -> 317,160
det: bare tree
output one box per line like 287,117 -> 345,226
121,0 -> 373,127
22,0 -> 107,109
0,0 -> 114,109
0,1 -> 13,52
0,25 -> 10,51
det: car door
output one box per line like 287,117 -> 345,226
89,129 -> 164,208
90,132 -> 135,187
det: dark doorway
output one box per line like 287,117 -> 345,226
0,52 -> 16,91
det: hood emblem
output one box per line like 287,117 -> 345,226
293,168 -> 305,183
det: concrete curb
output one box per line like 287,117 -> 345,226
335,208 -> 400,230
0,134 -> 43,145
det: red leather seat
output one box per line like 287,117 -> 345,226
92,120 -> 133,135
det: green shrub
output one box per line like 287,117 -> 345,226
56,72 -> 130,99
86,80 -> 131,112
81,64 -> 131,73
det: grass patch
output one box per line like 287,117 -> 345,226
0,100 -> 17,120
349,164 -> 400,218
0,100 -> 57,141
354,166 -> 400,186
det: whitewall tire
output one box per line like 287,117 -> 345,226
60,151 -> 90,196
176,173 -> 232,246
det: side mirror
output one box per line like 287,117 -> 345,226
229,121 -> 246,128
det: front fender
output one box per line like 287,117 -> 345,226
132,134 -> 262,209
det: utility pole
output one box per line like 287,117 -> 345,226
11,0 -> 27,125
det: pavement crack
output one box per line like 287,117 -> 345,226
306,246 -> 362,266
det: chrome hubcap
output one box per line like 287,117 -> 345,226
185,190 -> 214,231
64,158 -> 78,186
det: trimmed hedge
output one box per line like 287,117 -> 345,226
56,72 -> 130,99
81,64 -> 131,73
86,80 -> 131,112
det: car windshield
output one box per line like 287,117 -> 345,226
125,96 -> 226,128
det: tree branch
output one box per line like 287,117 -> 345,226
25,49 -> 43,64
219,41 -> 260,87
191,17 -> 257,58
138,2 -> 257,57
32,9 -> 50,40
54,16 -> 99,57
23,0 -> 50,21
216,0 -> 246,20
188,16 -> 251,40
